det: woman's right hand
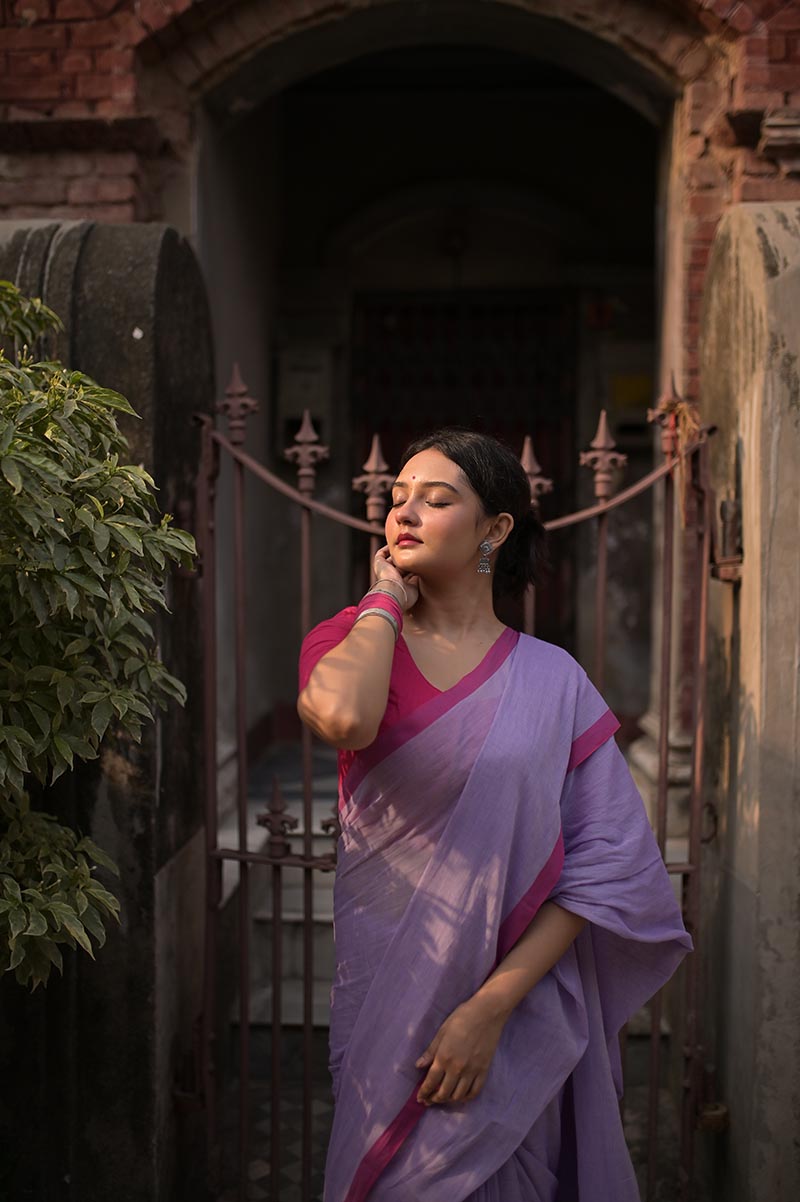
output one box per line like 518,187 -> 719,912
374,545 -> 419,611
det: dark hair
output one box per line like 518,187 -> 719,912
399,427 -> 548,599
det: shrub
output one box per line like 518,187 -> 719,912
0,280 -> 195,988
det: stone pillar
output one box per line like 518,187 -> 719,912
699,204 -> 800,1202
0,222 -> 214,1202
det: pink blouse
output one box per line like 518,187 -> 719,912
298,608 -> 520,791
299,606 -> 442,788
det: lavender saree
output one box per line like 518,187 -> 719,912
323,632 -> 691,1202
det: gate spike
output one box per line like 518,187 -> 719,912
579,409 -> 627,501
217,362 -> 259,446
520,434 -> 553,511
362,433 -> 389,476
284,410 -> 329,495
353,433 -> 394,524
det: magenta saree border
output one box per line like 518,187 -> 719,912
567,707 -> 620,773
341,627 -> 519,806
341,830 -> 565,1202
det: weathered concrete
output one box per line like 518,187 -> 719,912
0,221 -> 213,1201
700,203 -> 800,1202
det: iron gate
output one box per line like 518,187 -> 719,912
194,370 -> 738,1202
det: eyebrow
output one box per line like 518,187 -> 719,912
392,479 -> 461,493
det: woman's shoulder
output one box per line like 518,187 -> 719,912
515,631 -> 585,679
298,607 -> 358,691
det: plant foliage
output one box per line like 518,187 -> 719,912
0,279 -> 196,988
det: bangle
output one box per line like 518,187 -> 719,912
353,607 -> 400,641
369,578 -> 408,609
356,589 -> 404,633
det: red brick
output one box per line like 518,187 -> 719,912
67,13 -> 143,48
0,24 -> 67,50
766,10 -> 800,32
13,0 -> 52,20
60,49 -> 93,72
55,0 -> 96,15
95,47 -> 135,73
8,49 -> 55,74
787,36 -> 800,63
74,72 -> 115,100
688,157 -> 727,188
110,74 -> 136,102
728,3 -> 756,34
53,99 -> 93,117
740,62 -> 774,87
94,97 -> 137,118
743,34 -> 769,58
737,176 -> 800,200
0,177 -> 67,205
67,174 -> 137,203
760,63 -> 800,89
768,33 -> 787,59
688,192 -> 725,217
94,151 -> 138,175
0,74 -> 70,101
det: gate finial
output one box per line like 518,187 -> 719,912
352,434 -> 394,524
217,363 -> 258,447
579,410 -> 627,501
520,435 -> 553,511
284,409 -> 330,496
257,777 -> 298,859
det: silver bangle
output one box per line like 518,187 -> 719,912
354,606 -> 400,641
369,579 -> 408,608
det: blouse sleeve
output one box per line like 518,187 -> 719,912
298,607 -> 358,693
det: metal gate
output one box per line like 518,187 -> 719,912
194,369 -> 739,1202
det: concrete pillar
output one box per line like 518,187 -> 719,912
0,221 -> 214,1202
699,203 -> 800,1202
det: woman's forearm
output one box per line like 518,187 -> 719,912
468,901 -> 587,1023
297,614 -> 396,749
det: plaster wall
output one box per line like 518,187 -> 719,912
700,202 -> 800,1202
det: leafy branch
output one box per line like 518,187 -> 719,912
0,280 -> 196,988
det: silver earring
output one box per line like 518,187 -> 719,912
477,540 -> 492,574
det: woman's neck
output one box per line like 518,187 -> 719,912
408,578 -> 502,641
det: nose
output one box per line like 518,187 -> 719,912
393,496 -> 421,525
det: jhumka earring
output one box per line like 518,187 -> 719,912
477,540 -> 493,574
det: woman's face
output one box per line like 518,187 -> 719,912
385,448 -> 504,581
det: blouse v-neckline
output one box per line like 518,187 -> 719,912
397,625 -> 518,696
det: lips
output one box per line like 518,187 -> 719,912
396,536 -> 422,546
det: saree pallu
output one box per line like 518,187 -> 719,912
323,634 -> 692,1202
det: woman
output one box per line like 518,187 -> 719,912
298,429 -> 691,1202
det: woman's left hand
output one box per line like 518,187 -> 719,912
415,998 -> 506,1106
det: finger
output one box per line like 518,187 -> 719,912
429,1067 -> 461,1104
463,1074 -> 483,1101
417,1065 -> 445,1104
449,1075 -> 473,1103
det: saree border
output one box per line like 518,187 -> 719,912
341,627 -> 519,807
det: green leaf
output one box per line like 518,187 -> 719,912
76,837 -> 119,876
91,698 -> 113,740
63,637 -> 90,657
24,909 -> 48,937
62,914 -> 93,956
56,677 -> 75,709
53,735 -> 73,768
1,456 -> 22,493
93,523 -> 110,553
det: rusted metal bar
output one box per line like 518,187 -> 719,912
258,780 -> 298,1202
353,434 -> 394,580
580,412 -> 626,690
680,440 -> 713,1201
197,413 -> 221,1192
520,435 -> 551,637
645,400 -> 679,1200
285,411 -> 329,1201
219,368 -> 259,1201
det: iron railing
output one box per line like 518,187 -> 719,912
194,370 -> 736,1202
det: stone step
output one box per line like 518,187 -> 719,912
236,978 -> 332,1028
252,908 -> 335,981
